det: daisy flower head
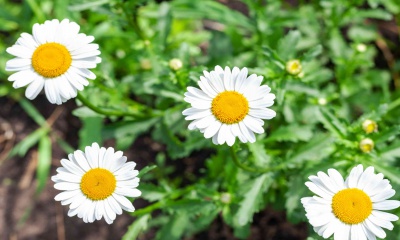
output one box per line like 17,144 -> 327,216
52,143 -> 141,224
301,164 -> 400,240
5,19 -> 101,105
182,66 -> 276,146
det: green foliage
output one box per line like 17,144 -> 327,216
2,0 -> 400,239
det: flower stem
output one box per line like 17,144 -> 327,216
132,185 -> 196,217
230,147 -> 284,173
76,92 -> 144,118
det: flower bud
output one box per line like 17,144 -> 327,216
220,192 -> 232,204
169,58 -> 183,71
318,98 -> 327,105
359,138 -> 374,153
140,59 -> 152,70
286,59 -> 302,75
362,119 -> 378,134
356,44 -> 367,53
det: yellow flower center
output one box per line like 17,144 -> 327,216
331,188 -> 372,224
31,42 -> 72,78
211,91 -> 249,124
80,168 -> 116,201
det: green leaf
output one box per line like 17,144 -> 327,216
302,45 -> 323,61
348,25 -> 378,42
286,134 -> 334,165
79,117 -> 103,150
262,46 -> 285,68
140,183 -> 168,202
233,223 -> 251,239
19,99 -> 46,125
170,0 -> 254,30
187,208 -> 219,234
138,165 -> 157,178
166,199 -> 216,216
10,128 -> 49,157
367,0 -> 380,8
122,214 -> 150,240
103,117 -> 159,139
266,124 -> 313,143
155,212 -> 188,240
36,135 -> 51,193
369,162 -> 400,185
380,140 -> 400,161
277,30 -> 301,59
374,126 -> 400,144
285,175 -> 308,223
234,173 -> 274,226
328,29 -> 347,59
156,2 -> 172,51
208,31 -> 233,64
72,106 -> 104,118
317,107 -> 347,138
248,141 -> 271,166
382,0 -> 400,13
356,9 -> 392,20
68,0 -> 110,11
25,0 -> 45,22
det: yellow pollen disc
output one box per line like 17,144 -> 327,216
31,42 -> 72,78
331,188 -> 372,224
80,168 -> 116,201
211,91 -> 249,124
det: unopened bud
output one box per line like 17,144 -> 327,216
286,59 -> 302,75
362,119 -> 378,134
318,98 -> 327,105
356,44 -> 367,53
169,58 -> 183,71
220,193 -> 232,204
140,59 -> 152,70
359,138 -> 374,153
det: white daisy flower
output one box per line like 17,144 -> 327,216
52,143 -> 141,224
5,19 -> 101,105
301,164 -> 400,240
182,66 -> 276,146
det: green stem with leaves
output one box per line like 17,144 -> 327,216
230,147 -> 285,173
118,1 -> 146,41
132,185 -> 196,217
77,92 -> 147,118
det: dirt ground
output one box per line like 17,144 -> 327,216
0,95 -> 308,240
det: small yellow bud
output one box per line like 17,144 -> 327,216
318,98 -> 327,105
169,58 -> 183,71
140,59 -> 152,70
362,119 -> 378,134
220,193 -> 232,204
356,44 -> 367,53
286,59 -> 302,75
359,138 -> 374,153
